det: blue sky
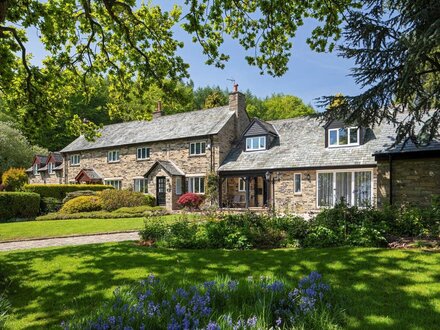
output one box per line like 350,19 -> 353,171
25,3 -> 361,109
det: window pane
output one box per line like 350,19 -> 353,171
146,148 -> 150,158
354,172 -> 371,207
259,137 -> 266,149
294,174 -> 301,193
196,143 -> 201,154
335,172 -> 351,205
329,130 -> 337,145
318,173 -> 334,207
246,138 -> 251,150
349,128 -> 358,144
339,128 -> 348,145
200,177 -> 205,193
201,143 -> 206,154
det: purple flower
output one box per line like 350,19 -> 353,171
206,321 -> 220,330
247,315 -> 258,327
227,280 -> 238,290
276,317 -> 282,327
175,303 -> 186,317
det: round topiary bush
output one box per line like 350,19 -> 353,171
177,193 -> 205,210
59,195 -> 102,214
2,168 -> 27,191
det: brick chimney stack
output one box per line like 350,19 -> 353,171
228,83 -> 249,139
153,101 -> 163,119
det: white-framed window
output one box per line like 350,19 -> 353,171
133,178 -> 147,193
187,177 -> 205,194
33,164 -> 39,175
48,162 -> 54,174
317,169 -> 373,208
137,147 -> 151,160
175,176 -> 183,195
189,142 -> 206,156
238,178 -> 246,192
246,136 -> 266,151
107,150 -> 120,163
294,173 -> 302,194
105,180 -> 122,190
328,127 -> 359,147
70,154 -> 80,166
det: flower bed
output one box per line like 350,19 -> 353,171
63,272 -> 341,330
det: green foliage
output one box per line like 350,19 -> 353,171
99,190 -> 152,211
321,0 -> 440,146
261,94 -> 315,120
23,184 -> 112,199
0,122 -> 47,178
60,196 -> 103,214
36,211 -> 148,221
40,197 -> 63,214
0,192 -> 40,221
0,293 -> 10,329
62,190 -> 99,204
193,85 -> 228,110
1,167 -> 27,191
113,205 -> 164,214
204,90 -> 228,108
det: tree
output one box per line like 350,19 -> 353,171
2,168 -> 27,191
0,122 -> 47,179
204,91 -> 228,109
320,0 -> 440,146
262,94 -> 315,120
193,86 -> 228,110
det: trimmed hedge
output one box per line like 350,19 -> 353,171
23,184 -> 112,199
60,196 -> 103,214
0,192 -> 40,221
100,190 -> 155,211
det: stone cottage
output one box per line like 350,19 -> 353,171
28,88 -> 440,212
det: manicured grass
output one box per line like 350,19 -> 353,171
0,245 -> 439,329
0,218 -> 145,241
0,214 -> 196,241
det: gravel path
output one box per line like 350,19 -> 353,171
0,231 -> 139,252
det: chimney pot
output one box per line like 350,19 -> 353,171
153,100 -> 163,119
233,83 -> 238,93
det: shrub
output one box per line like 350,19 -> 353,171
0,294 -> 10,329
113,205 -> 165,214
65,272 -> 340,330
99,190 -> 152,211
139,217 -> 169,242
1,168 -> 27,191
303,226 -> 342,248
177,192 -> 205,210
23,184 -> 112,199
40,197 -> 63,214
62,190 -> 98,204
36,211 -> 151,221
0,192 -> 40,221
60,196 -> 102,214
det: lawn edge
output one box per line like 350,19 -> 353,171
0,230 -> 139,243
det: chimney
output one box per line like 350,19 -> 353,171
153,101 -> 163,119
228,83 -> 249,139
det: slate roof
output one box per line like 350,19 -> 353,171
34,155 -> 48,165
75,168 -> 102,181
145,161 -> 185,177
54,164 -> 64,171
61,106 -> 234,153
50,152 -> 63,164
219,116 -> 440,172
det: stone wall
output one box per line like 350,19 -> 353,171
377,157 -> 440,206
28,173 -> 46,184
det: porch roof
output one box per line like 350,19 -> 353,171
144,160 -> 185,177
75,168 -> 103,182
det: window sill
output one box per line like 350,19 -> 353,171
294,193 -> 302,196
108,161 -> 121,164
328,144 -> 360,148
136,158 -> 151,161
189,154 -> 207,157
70,164 -> 80,167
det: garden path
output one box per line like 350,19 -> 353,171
0,231 -> 139,251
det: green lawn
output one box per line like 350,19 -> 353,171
0,245 -> 439,329
0,218 -> 146,241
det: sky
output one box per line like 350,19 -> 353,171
25,2 -> 361,110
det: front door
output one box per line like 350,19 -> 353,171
156,176 -> 166,206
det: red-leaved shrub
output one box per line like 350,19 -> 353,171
177,193 -> 205,210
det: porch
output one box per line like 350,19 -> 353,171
218,171 -> 274,209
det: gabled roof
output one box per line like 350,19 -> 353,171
75,168 -> 103,182
219,115 -> 440,172
144,161 -> 185,177
242,118 -> 278,137
32,155 -> 48,166
61,106 -> 235,153
47,152 -> 63,164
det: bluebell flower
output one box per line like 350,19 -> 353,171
247,315 -> 258,327
227,280 -> 238,290
206,321 -> 220,330
276,317 -> 282,327
175,303 -> 186,317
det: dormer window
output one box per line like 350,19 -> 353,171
246,136 -> 266,151
33,164 -> 39,175
329,127 -> 359,147
48,162 -> 54,174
